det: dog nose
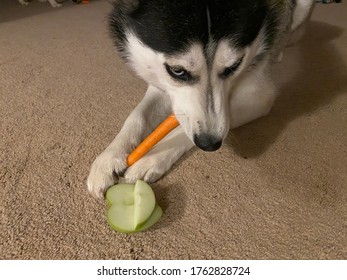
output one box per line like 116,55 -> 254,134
193,133 -> 222,151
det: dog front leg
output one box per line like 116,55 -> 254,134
87,86 -> 171,199
123,125 -> 194,183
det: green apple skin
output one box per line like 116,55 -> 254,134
136,204 -> 163,232
107,204 -> 163,234
105,181 -> 162,234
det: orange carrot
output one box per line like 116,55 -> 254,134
127,114 -> 179,166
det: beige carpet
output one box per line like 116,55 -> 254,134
0,0 -> 346,260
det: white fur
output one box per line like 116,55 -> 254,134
291,0 -> 315,31
87,1 -> 315,198
18,0 -> 62,8
229,60 -> 276,128
87,86 -> 172,198
123,126 -> 193,183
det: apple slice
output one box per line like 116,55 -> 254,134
136,204 -> 162,232
106,181 -> 162,233
134,180 -> 156,229
106,183 -> 135,233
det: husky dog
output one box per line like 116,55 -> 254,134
18,0 -> 62,8
88,0 -> 315,198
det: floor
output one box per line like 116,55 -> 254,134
0,0 -> 346,259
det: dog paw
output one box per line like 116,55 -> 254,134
87,150 -> 127,199
122,153 -> 171,184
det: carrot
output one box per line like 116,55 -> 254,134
127,114 -> 180,166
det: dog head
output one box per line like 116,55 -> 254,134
110,0 -> 279,151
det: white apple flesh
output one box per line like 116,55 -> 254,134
106,180 -> 162,233
134,180 -> 156,230
106,183 -> 135,233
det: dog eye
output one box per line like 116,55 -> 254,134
170,67 -> 186,76
165,64 -> 191,81
220,57 -> 244,79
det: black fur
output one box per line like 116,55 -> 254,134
110,0 -> 208,55
208,0 -> 268,47
109,0 -> 283,56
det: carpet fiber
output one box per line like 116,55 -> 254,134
0,0 -> 346,259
